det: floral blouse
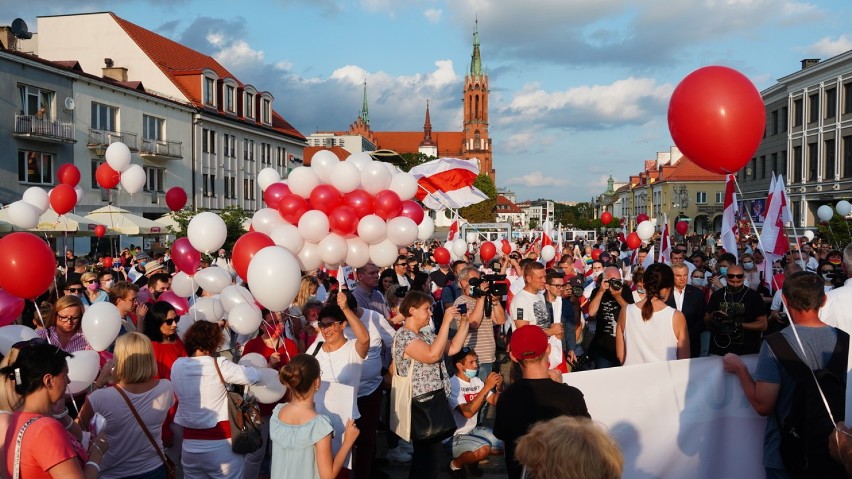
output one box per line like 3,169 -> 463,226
392,328 -> 451,397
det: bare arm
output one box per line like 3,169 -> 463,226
723,354 -> 779,416
456,373 -> 502,418
615,307 -> 627,364
672,310 -> 691,360
404,306 -> 458,364
742,314 -> 768,332
587,282 -> 608,318
338,292 -> 369,359
491,296 -> 507,325
447,315 -> 470,356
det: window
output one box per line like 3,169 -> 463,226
261,143 -> 271,164
715,192 -> 723,204
143,166 -> 165,192
244,92 -> 254,118
807,143 -> 817,181
809,94 -> 819,123
243,178 -> 255,200
843,136 -> 852,178
794,146 -> 803,181
225,85 -> 235,113
244,139 -> 254,161
209,174 -> 215,197
825,139 -> 836,179
845,83 -> 852,115
277,147 -> 286,167
18,150 -> 53,184
91,102 -> 117,131
204,77 -> 215,106
771,110 -> 778,135
794,98 -> 803,127
826,88 -> 837,119
261,99 -> 271,124
780,150 -> 787,175
696,192 -> 707,204
771,153 -> 778,176
202,129 -> 216,154
228,135 -> 236,158
781,106 -> 788,132
224,175 -> 237,199
19,85 -> 54,118
142,115 -> 164,140
759,156 -> 766,179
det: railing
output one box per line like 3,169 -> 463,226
88,129 -> 138,151
14,115 -> 75,142
140,138 -> 182,159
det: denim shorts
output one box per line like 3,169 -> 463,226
450,426 -> 501,457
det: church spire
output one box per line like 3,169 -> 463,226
420,100 -> 435,147
359,80 -> 370,125
470,18 -> 482,77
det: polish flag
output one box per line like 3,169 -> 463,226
447,220 -> 459,242
410,158 -> 489,210
721,174 -> 739,262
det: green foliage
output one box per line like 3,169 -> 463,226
817,215 -> 852,250
529,218 -> 539,229
459,174 -> 497,223
554,202 -> 598,229
168,206 -> 251,254
397,152 -> 433,172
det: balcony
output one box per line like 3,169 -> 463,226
87,129 -> 138,152
140,138 -> 182,160
13,115 -> 76,143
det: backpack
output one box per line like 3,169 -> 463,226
765,330 -> 849,479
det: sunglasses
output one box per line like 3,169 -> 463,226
83,280 -> 97,284
66,288 -> 83,293
57,314 -> 82,323
317,321 -> 342,329
164,319 -> 177,326
726,274 -> 745,279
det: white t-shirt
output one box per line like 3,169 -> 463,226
448,375 -> 492,436
172,356 -> 261,429
339,309 -> 395,397
511,289 -> 548,329
820,281 -> 852,333
311,339 -> 365,417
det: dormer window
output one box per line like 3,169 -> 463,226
261,98 -> 271,124
225,85 -> 235,112
204,77 -> 215,106
244,91 -> 255,119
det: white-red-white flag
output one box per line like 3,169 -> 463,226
447,219 -> 459,242
642,245 -> 655,269
659,213 -> 671,264
410,158 -> 488,210
721,174 -> 739,262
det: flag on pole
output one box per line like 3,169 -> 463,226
642,244 -> 655,269
759,174 -> 788,293
410,158 -> 489,210
659,213 -> 671,265
777,174 -> 793,223
721,174 -> 739,262
447,219 -> 459,242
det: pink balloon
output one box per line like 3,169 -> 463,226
157,291 -> 190,316
170,237 -> 201,275
0,289 -> 25,327
400,201 -> 424,225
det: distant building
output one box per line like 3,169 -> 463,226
517,199 -> 554,228
495,195 -> 526,227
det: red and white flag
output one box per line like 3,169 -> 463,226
410,158 -> 489,210
447,220 -> 459,242
642,245 -> 655,269
721,174 -> 739,262
659,213 -> 671,265
759,174 -> 788,293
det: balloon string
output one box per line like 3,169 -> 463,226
34,305 -> 51,346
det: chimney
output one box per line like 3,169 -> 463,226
801,58 -> 820,70
102,58 -> 127,82
0,26 -> 16,51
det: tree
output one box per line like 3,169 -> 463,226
168,206 -> 251,255
459,174 -> 497,223
818,215 -> 851,250
398,152 -> 433,172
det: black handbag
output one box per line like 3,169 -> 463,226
410,365 -> 456,442
213,357 -> 263,454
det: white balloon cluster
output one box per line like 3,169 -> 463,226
104,142 -> 148,195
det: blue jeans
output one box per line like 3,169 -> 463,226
476,362 -> 494,422
119,464 -> 168,479
450,426 -> 501,458
592,354 -> 620,369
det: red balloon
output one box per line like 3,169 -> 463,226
400,201 -> 425,225
626,232 -> 641,250
309,184 -> 343,215
50,183 -> 77,215
675,221 -> 689,236
668,66 -> 765,174
600,212 -> 613,225
591,249 -> 602,261
501,240 -> 512,255
171,237 -> 201,275
0,289 -> 25,326
165,187 -> 188,212
433,247 -> 451,265
95,163 -> 121,189
373,190 -> 402,220
263,182 -> 291,209
94,225 -> 106,238
636,213 -> 649,224
277,194 -> 309,224
158,290 -> 190,316
231,232 -> 275,281
480,242 -> 496,263
0,233 -> 56,299
57,163 -> 81,186
329,205 -> 359,237
102,257 -> 114,268
343,189 -> 374,219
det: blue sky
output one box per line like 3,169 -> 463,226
4,0 -> 852,202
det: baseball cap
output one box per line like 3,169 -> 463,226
510,325 -> 548,359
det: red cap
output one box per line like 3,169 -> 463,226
510,325 -> 548,359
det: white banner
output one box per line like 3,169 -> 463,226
315,381 -> 357,469
563,355 -> 766,479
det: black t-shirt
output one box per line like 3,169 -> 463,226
494,378 -> 590,479
588,286 -> 634,362
706,286 -> 765,355
429,269 -> 453,289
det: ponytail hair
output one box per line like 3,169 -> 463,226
640,263 -> 674,321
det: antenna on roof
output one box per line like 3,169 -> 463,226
10,18 -> 32,40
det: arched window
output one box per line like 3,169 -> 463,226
475,95 -> 480,120
474,130 -> 481,150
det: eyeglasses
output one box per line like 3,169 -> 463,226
57,314 -> 82,323
163,319 -> 177,326
394,263 -> 407,267
66,288 -> 83,293
317,321 -> 341,329
547,283 -> 565,288
83,280 -> 97,284
726,274 -> 745,279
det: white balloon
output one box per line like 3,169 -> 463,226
540,245 -> 556,262
188,212 -> 227,253
297,210 -> 330,243
250,368 -> 287,404
74,185 -> 84,203
120,164 -> 146,195
369,239 -> 399,267
817,205 -> 834,222
227,302 -> 263,335
417,215 -> 435,241
452,239 -> 468,258
346,152 -> 373,171
444,240 -> 457,261
191,297 -> 225,323
287,166 -> 320,198
220,285 -> 254,313
311,150 -> 340,183
8,200 -> 39,229
0,325 -> 38,356
81,302 -> 122,352
239,352 -> 268,369
836,200 -> 852,217
360,162 -> 392,195
105,142 -> 131,172
66,350 -> 100,394
636,221 -> 655,241
252,208 -> 286,235
803,230 -> 815,241
297,242 -> 322,271
389,173 -> 418,201
22,187 -> 49,214
247,246 -> 302,311
329,162 -> 362,193
171,271 -> 197,298
345,237 -> 371,268
386,216 -> 419,246
257,168 -> 281,192
195,266 -> 232,294
357,215 -> 387,245
177,314 -> 195,341
270,223 -> 304,255
318,233 -> 347,265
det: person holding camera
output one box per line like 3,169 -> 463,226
587,267 -> 634,369
452,267 -> 507,381
704,264 -> 767,356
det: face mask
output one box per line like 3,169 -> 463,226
464,369 -> 478,379
102,280 -> 114,289
742,262 -> 754,270
86,283 -> 99,292
572,286 -> 584,298
218,253 -> 225,258
822,273 -> 833,283
692,278 -> 706,287
719,266 -> 728,276
637,288 -> 646,294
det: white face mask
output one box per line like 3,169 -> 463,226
692,278 -> 707,287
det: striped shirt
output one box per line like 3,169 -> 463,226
36,327 -> 91,353
454,295 -> 496,363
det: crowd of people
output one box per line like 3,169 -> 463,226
1,230 -> 851,479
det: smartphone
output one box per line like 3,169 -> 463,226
457,303 -> 468,314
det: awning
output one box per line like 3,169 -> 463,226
85,205 -> 166,235
0,208 -> 103,235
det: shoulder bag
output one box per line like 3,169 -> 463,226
13,417 -> 40,479
113,385 -> 176,479
212,357 -> 264,454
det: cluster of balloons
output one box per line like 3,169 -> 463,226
7,171 -> 87,228
817,200 -> 852,222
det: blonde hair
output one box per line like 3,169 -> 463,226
293,276 -> 320,311
80,272 -> 98,284
113,332 -> 157,384
515,416 -> 623,479
47,296 -> 84,331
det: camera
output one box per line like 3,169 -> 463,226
606,279 -> 624,291
394,286 -> 409,298
469,274 -> 508,298
457,303 -> 468,314
713,311 -> 740,336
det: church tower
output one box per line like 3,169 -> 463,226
462,20 -> 493,182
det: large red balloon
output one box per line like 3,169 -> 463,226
309,184 -> 343,215
57,163 -> 81,186
400,201 -> 425,225
343,189 -> 374,219
50,184 -> 77,215
277,194 -> 309,224
636,213 -> 649,224
95,163 -> 120,189
165,187 -> 188,212
479,242 -> 496,263
263,182 -> 291,209
501,240 -> 512,255
102,257 -> 114,268
94,225 -> 106,238
675,221 -> 689,236
231,232 -> 275,281
171,237 -> 201,275
668,66 -> 765,174
433,247 -> 451,264
328,205 -> 358,237
591,249 -> 602,261
0,233 -> 56,299
600,212 -> 613,225
626,232 -> 641,250
373,190 -> 402,220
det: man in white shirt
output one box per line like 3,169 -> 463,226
511,262 -> 563,338
820,244 -> 852,333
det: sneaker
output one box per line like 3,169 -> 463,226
386,447 -> 412,464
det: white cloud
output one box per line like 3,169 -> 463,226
424,8 -> 442,23
505,171 -> 569,187
213,40 -> 265,68
806,34 -> 852,58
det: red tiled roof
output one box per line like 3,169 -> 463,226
371,131 -> 464,157
303,146 -> 349,166
53,60 -> 83,71
496,195 -> 523,213
661,155 -> 726,181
